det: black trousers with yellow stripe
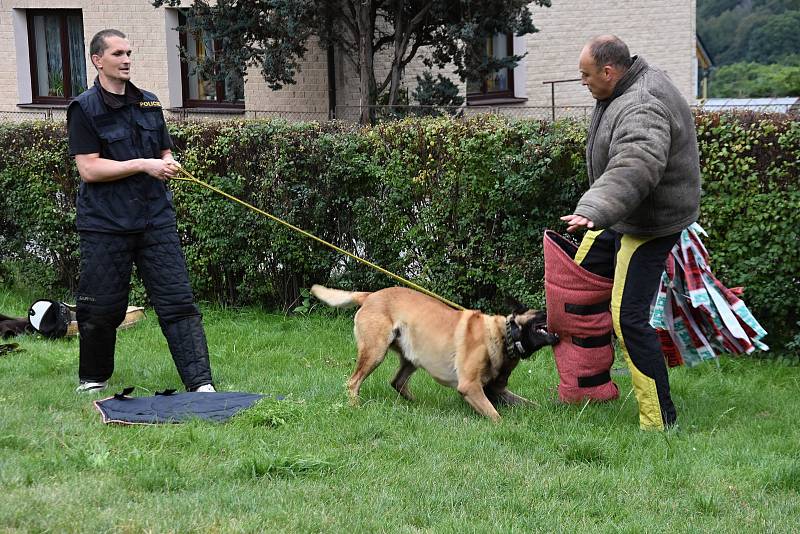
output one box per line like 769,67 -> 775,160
575,228 -> 681,430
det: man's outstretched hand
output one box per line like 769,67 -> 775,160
560,214 -> 595,233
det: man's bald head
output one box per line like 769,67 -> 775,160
585,35 -> 633,71
579,35 -> 632,100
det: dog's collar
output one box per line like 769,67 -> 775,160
505,317 -> 527,359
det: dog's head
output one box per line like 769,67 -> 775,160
507,309 -> 559,358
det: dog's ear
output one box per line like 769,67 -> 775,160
512,309 -> 539,327
513,309 -> 539,326
503,295 -> 529,315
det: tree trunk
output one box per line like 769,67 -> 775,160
387,0 -> 404,108
356,1 -> 376,124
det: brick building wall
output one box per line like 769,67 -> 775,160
0,0 -> 696,117
0,0 -> 174,113
0,2 -> 348,118
521,0 -> 697,109
244,37 -> 330,120
336,0 -> 696,115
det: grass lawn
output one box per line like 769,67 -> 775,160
1,286 -> 799,533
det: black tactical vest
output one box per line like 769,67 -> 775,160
70,78 -> 176,233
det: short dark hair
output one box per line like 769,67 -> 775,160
89,29 -> 126,59
588,35 -> 632,70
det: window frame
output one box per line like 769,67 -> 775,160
26,9 -> 86,105
466,32 -> 516,103
178,11 -> 244,109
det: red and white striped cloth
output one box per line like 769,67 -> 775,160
650,223 -> 768,367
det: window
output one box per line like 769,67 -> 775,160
466,33 -> 515,102
178,11 -> 244,108
27,10 -> 87,103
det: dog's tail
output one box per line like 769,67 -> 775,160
310,285 -> 371,308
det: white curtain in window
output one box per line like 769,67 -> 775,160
33,16 -> 64,96
67,15 -> 87,95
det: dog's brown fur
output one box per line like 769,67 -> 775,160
311,285 -> 555,421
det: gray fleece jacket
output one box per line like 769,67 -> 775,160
575,56 -> 701,237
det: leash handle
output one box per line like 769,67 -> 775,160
172,167 -> 465,311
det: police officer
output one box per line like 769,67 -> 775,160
68,29 -> 214,393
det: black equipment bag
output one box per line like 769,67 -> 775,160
28,300 -> 76,339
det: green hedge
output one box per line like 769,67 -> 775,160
694,112 -> 800,348
163,115 -> 587,312
0,113 -> 797,348
0,122 -> 79,293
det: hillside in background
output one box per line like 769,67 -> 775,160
698,0 -> 800,97
698,0 -> 799,65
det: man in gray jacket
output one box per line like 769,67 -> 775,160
561,35 -> 701,430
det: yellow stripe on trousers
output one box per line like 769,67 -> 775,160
574,229 -> 604,266
612,234 -> 665,431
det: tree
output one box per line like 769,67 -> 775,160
745,11 -> 800,64
153,0 -> 550,123
412,71 -> 464,109
697,0 -> 800,65
710,61 -> 800,98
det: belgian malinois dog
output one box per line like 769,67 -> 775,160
311,285 -> 558,421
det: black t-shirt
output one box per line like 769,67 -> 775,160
68,104 -> 104,156
68,85 -> 172,157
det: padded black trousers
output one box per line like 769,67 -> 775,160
76,227 -> 213,390
575,228 -> 681,430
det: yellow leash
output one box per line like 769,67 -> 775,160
172,166 -> 465,310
